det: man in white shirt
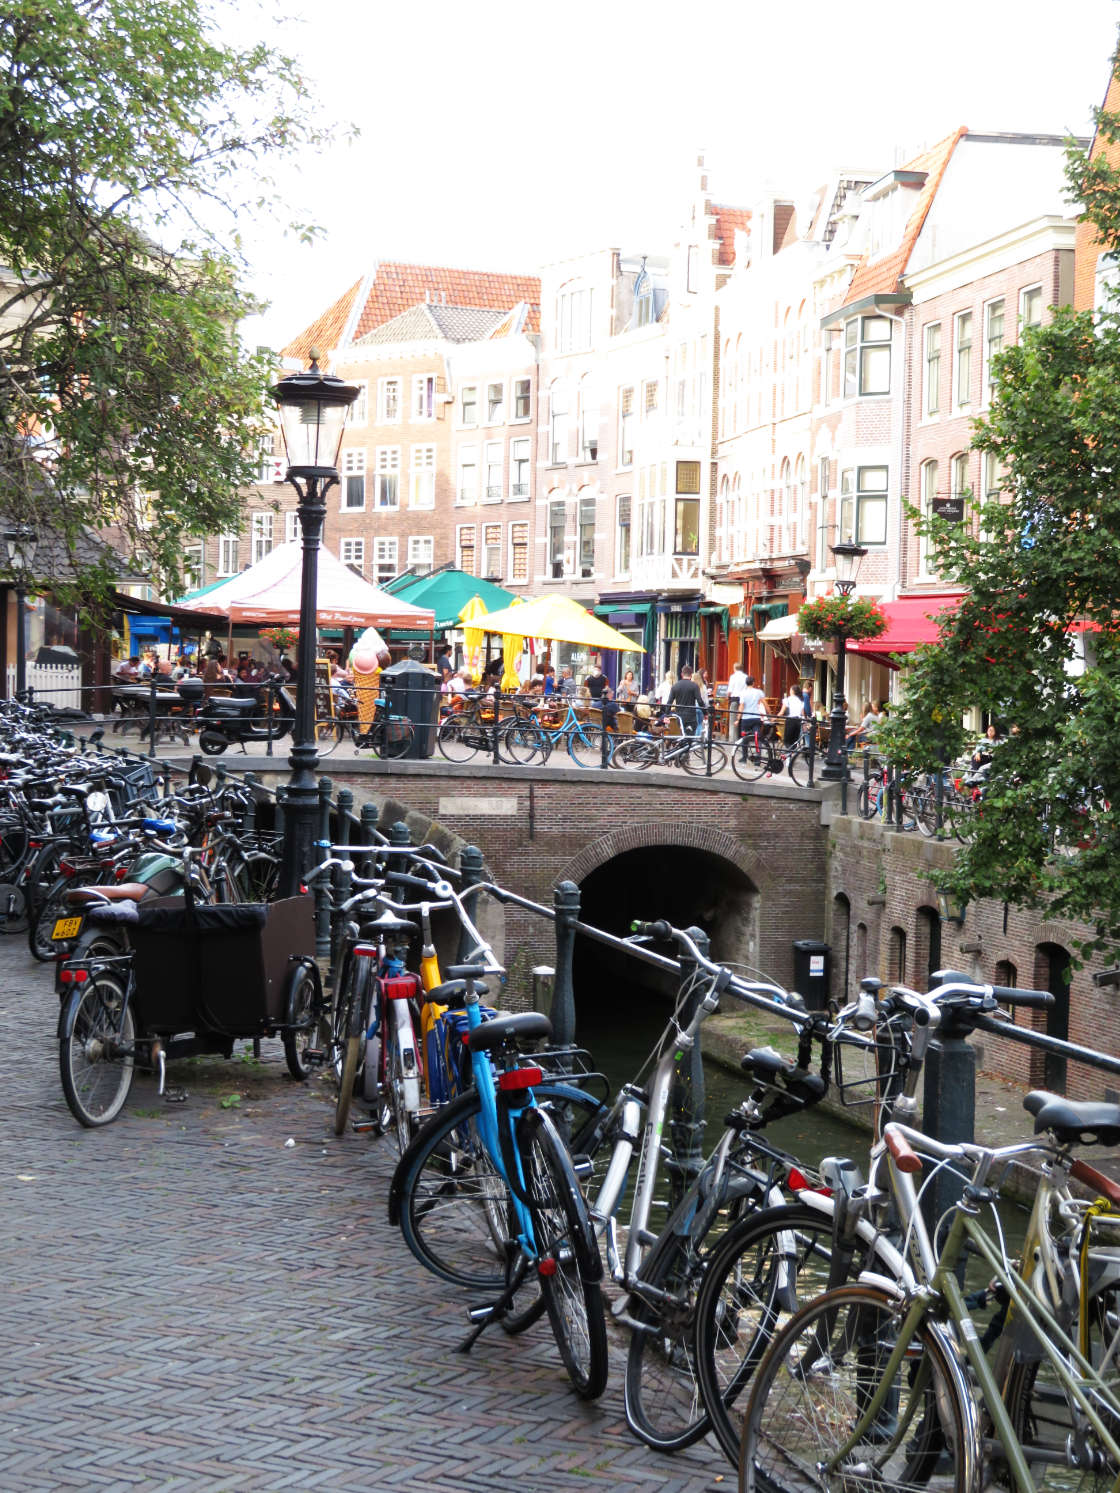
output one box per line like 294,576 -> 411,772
727,661 -> 748,738
738,674 -> 769,756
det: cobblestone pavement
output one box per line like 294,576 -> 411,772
0,936 -> 728,1492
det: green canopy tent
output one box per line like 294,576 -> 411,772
383,569 -> 517,640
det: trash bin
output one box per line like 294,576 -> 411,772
792,939 -> 830,1011
380,658 -> 439,759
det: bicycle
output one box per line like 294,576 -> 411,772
613,718 -> 727,774
730,717 -> 815,785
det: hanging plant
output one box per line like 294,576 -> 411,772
259,625 -> 298,652
796,593 -> 888,643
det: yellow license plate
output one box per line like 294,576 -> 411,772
51,916 -> 83,941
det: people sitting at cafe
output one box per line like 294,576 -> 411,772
114,656 -> 140,682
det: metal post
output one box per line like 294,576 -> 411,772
806,719 -> 816,787
243,774 -> 258,832
935,763 -> 946,840
491,689 -> 502,766
457,844 -> 485,963
279,472 -> 327,898
705,701 -> 715,776
359,800 -> 380,875
265,680 -> 275,758
147,676 -> 158,758
922,1023 -> 976,1223
336,786 -> 354,842
600,712 -> 609,769
274,784 -> 286,838
309,777 -> 332,956
532,965 -> 555,1016
550,879 -> 580,1051
389,819 -> 411,847
668,924 -> 709,1208
14,585 -> 26,699
820,632 -> 849,781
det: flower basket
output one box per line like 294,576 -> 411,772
797,594 -> 888,643
259,626 -> 298,652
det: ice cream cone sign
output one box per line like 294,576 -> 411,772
349,626 -> 391,731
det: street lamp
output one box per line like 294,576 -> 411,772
268,350 -> 359,896
819,540 -> 867,781
5,524 -> 38,699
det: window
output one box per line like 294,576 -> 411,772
618,385 -> 634,467
954,312 -> 972,408
839,465 -> 888,546
578,374 -> 598,461
817,456 -> 831,570
409,444 -> 436,509
513,378 -> 531,420
675,460 -> 701,494
284,511 -> 300,544
950,452 -> 969,503
457,445 -> 478,505
217,532 -> 238,577
616,495 -> 631,575
407,535 -> 433,571
412,374 -> 435,421
509,521 -> 528,583
556,284 -> 593,351
674,498 -> 699,554
340,537 -> 365,576
578,496 -> 596,578
510,437 -> 531,498
342,448 -> 366,510
548,500 -> 566,578
373,537 -> 397,586
919,460 -> 938,574
486,382 -> 504,423
256,431 -> 283,484
378,378 -> 401,423
643,379 -> 659,414
351,382 -> 369,427
924,323 -> 941,417
1019,285 -> 1043,331
250,511 -> 274,564
183,543 -> 204,589
983,451 -> 1005,501
984,299 -> 1004,402
457,524 -> 476,575
483,441 -> 502,501
459,384 -> 478,426
549,382 -> 568,465
843,315 -> 891,397
374,446 -> 400,509
483,523 -> 502,578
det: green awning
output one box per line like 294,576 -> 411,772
751,600 -> 789,620
699,604 -> 730,633
383,569 -> 515,632
593,601 -> 654,620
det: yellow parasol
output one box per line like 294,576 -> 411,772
473,593 -> 646,652
458,593 -> 489,683
500,595 -> 526,691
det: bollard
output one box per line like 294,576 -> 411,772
389,819 -> 411,847
336,787 -> 354,845
329,855 -> 353,982
243,774 -> 258,832
807,722 -> 816,787
147,677 -> 158,758
667,924 -> 709,1209
265,680 -> 275,758
922,1022 -> 976,1226
935,763 -> 946,840
532,965 -> 555,1017
492,691 -> 502,766
457,844 -> 485,963
705,702 -> 715,776
550,880 -> 580,1052
274,784 -> 286,838
600,715 -> 609,769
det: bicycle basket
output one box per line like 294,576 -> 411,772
832,1021 -> 907,1115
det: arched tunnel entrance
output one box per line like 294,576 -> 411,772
571,844 -> 759,1065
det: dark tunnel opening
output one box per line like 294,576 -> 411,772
571,845 -> 758,1069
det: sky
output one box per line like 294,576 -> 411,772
231,0 -> 1120,352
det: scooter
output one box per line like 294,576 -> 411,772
195,677 -> 296,755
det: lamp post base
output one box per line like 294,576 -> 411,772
819,703 -> 849,781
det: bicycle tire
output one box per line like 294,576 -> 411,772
437,715 -> 482,764
739,1283 -> 973,1493
856,781 -> 878,819
385,1002 -> 421,1155
282,962 -> 321,1082
28,875 -> 75,961
499,718 -> 549,765
730,741 -> 771,782
332,957 -> 371,1137
375,718 -> 414,762
614,737 -> 656,769
314,720 -> 341,757
623,1225 -> 712,1451
787,745 -> 812,787
681,740 -> 727,776
390,1083 -> 605,1291
568,725 -> 610,768
0,878 -> 28,933
59,971 -> 135,1127
519,1105 -> 608,1400
695,1200 -> 899,1467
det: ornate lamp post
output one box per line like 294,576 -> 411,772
819,540 -> 867,781
268,351 -> 359,896
5,525 -> 38,699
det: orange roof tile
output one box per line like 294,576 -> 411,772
842,128 -> 967,306
711,204 -> 751,266
284,262 -> 541,361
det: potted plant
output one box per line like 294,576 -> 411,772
796,593 -> 888,643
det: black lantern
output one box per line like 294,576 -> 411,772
4,524 -> 38,699
268,352 -> 359,896
820,540 -> 868,780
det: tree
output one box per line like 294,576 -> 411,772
882,65 -> 1120,951
0,0 -> 330,603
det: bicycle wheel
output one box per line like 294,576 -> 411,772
437,715 -> 482,764
856,780 -> 880,819
59,971 -> 136,1127
28,875 -> 74,961
314,719 -> 341,757
519,1105 -> 608,1400
914,785 -> 939,837
282,962 -> 322,1082
787,744 -> 813,787
390,1084 -> 605,1291
614,737 -> 656,769
682,740 -> 727,776
696,1201 -> 891,1467
384,1003 -> 421,1154
624,1226 -> 712,1451
740,1284 -> 973,1493
0,878 -> 28,933
376,718 -> 414,761
568,725 -> 609,768
730,740 -> 771,782
499,718 -> 549,765
332,957 -> 371,1137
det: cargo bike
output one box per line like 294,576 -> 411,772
56,889 -> 325,1127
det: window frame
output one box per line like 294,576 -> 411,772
250,511 -> 274,565
838,465 -> 889,547
843,315 -> 892,399
577,495 -> 596,579
411,374 -> 435,422
512,378 -> 531,421
1019,284 -> 1043,332
372,536 -> 398,586
924,322 -> 941,418
374,445 -> 401,510
485,382 -> 504,424
509,520 -> 529,583
459,383 -> 478,427
378,377 -> 401,424
482,521 -> 502,580
983,298 -> 1005,405
407,535 -> 434,571
216,532 -> 239,577
549,381 -> 569,466
954,312 -> 973,410
483,441 -> 503,502
456,444 -> 479,506
456,523 -> 476,576
409,444 -> 436,510
509,436 -> 531,500
340,536 -> 366,576
341,447 -> 367,511
548,499 -> 567,579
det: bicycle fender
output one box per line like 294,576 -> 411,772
794,1186 -> 914,1291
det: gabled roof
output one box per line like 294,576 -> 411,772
841,127 -> 967,305
711,204 -> 751,266
354,303 -> 509,347
284,262 -> 541,360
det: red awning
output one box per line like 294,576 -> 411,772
847,594 -> 961,657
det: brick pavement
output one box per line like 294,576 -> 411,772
0,936 -> 728,1492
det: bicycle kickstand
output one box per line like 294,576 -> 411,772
456,1245 -> 531,1354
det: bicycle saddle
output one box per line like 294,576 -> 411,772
1024,1090 -> 1120,1146
425,978 -> 489,1005
64,883 -> 148,905
367,912 -> 417,935
741,1046 -> 827,1102
466,1011 -> 552,1052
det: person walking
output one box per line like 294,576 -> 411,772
737,673 -> 768,757
667,664 -> 705,736
778,682 -> 806,747
727,659 -> 748,740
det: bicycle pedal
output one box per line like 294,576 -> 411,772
163,1087 -> 188,1104
351,1120 -> 377,1134
570,1155 -> 593,1179
304,1048 -> 327,1064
